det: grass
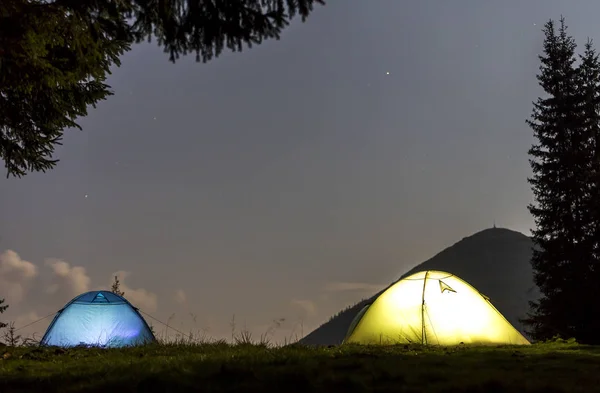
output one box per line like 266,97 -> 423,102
1,339 -> 599,393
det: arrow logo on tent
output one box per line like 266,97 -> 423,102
439,280 -> 456,294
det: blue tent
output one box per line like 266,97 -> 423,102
41,290 -> 156,348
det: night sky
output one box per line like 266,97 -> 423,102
2,0 -> 599,342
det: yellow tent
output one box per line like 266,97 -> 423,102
343,270 -> 530,346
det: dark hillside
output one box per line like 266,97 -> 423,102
300,227 -> 539,345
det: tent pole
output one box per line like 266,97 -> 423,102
421,271 -> 429,344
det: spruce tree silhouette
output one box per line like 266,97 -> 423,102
524,17 -> 600,344
0,0 -> 325,178
570,38 -> 600,343
111,275 -> 125,297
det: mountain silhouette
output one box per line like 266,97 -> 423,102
300,227 -> 539,345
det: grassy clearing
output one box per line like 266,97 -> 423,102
0,340 -> 599,393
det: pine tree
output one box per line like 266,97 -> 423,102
1,0 -> 133,178
0,298 -> 8,330
524,17 -> 592,342
586,44 -> 600,279
574,38 -> 600,343
111,275 -> 125,297
0,0 -> 324,178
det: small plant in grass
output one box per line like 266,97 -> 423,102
235,328 -> 255,345
3,322 -> 22,346
20,336 -> 39,347
230,314 -> 237,343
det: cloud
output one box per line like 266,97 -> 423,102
111,271 -> 158,313
290,299 -> 317,317
0,250 -> 38,304
45,259 -> 91,297
173,289 -> 187,304
323,282 -> 386,293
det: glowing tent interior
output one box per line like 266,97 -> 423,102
343,270 -> 531,346
40,291 -> 156,348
